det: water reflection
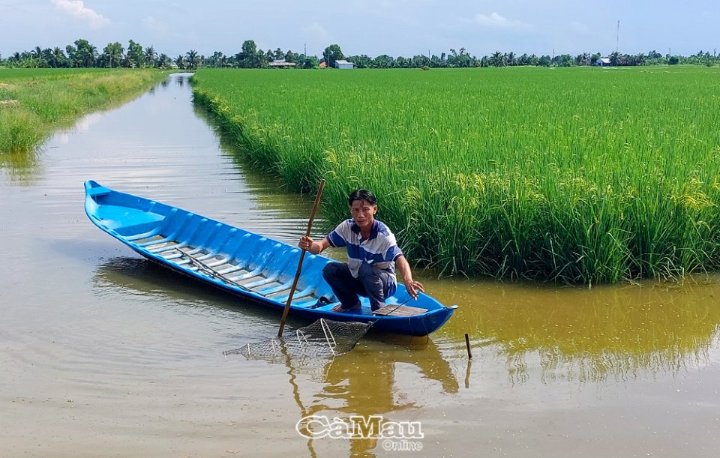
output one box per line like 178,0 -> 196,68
270,336 -> 459,456
96,256 -> 459,456
434,276 -> 720,383
1,75 -> 179,180
310,338 -> 458,455
176,74 -> 188,87
0,148 -> 41,183
95,256 -> 720,393
92,256 -> 302,327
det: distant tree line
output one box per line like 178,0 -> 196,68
2,38 -> 718,69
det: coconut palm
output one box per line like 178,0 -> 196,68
185,50 -> 201,70
144,46 -> 157,68
102,42 -> 124,68
174,54 -> 185,69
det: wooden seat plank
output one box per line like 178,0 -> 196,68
373,305 -> 428,316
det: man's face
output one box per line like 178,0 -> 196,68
350,199 -> 377,231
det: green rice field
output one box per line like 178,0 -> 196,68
0,68 -> 165,154
191,66 -> 720,285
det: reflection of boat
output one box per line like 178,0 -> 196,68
84,180 -> 457,336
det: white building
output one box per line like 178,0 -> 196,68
269,59 -> 296,68
334,59 -> 354,69
595,57 -> 612,66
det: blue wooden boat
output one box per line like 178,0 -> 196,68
84,180 -> 457,336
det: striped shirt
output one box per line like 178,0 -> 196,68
326,219 -> 403,281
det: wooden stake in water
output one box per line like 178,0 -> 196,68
278,180 -> 326,337
465,333 -> 472,359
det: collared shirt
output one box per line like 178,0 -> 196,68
326,219 -> 403,281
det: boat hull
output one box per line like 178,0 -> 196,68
84,180 -> 456,336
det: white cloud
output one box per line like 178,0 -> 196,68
51,0 -> 110,29
473,12 -> 527,29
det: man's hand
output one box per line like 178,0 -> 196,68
299,236 -> 314,253
404,279 -> 425,300
299,236 -> 330,255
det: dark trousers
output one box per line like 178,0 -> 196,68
322,262 -> 395,311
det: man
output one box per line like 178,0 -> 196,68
298,189 -> 424,312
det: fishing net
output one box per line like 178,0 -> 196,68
223,318 -> 373,365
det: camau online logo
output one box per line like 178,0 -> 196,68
296,415 -> 424,440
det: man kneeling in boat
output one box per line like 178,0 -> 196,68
298,189 -> 424,312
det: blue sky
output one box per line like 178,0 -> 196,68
1,0 -> 717,59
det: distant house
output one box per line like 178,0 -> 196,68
269,59 -> 296,69
334,59 -> 354,69
595,57 -> 612,66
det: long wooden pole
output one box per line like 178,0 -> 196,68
278,179 -> 325,337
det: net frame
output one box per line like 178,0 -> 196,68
224,318 -> 373,364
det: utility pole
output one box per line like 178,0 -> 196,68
616,20 -> 620,54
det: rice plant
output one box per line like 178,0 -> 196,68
192,66 -> 720,284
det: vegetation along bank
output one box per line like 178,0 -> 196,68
192,66 -> 720,285
0,68 -> 166,154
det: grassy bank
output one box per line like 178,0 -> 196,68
192,67 -> 720,284
0,68 -> 167,154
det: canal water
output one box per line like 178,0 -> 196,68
2,74 -> 719,457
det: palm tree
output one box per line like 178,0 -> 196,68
144,46 -> 157,68
157,53 -> 171,68
174,54 -> 185,69
52,47 -> 68,67
489,51 -> 505,67
102,42 -> 124,68
185,49 -> 201,69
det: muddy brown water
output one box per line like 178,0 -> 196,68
2,74 -> 719,457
